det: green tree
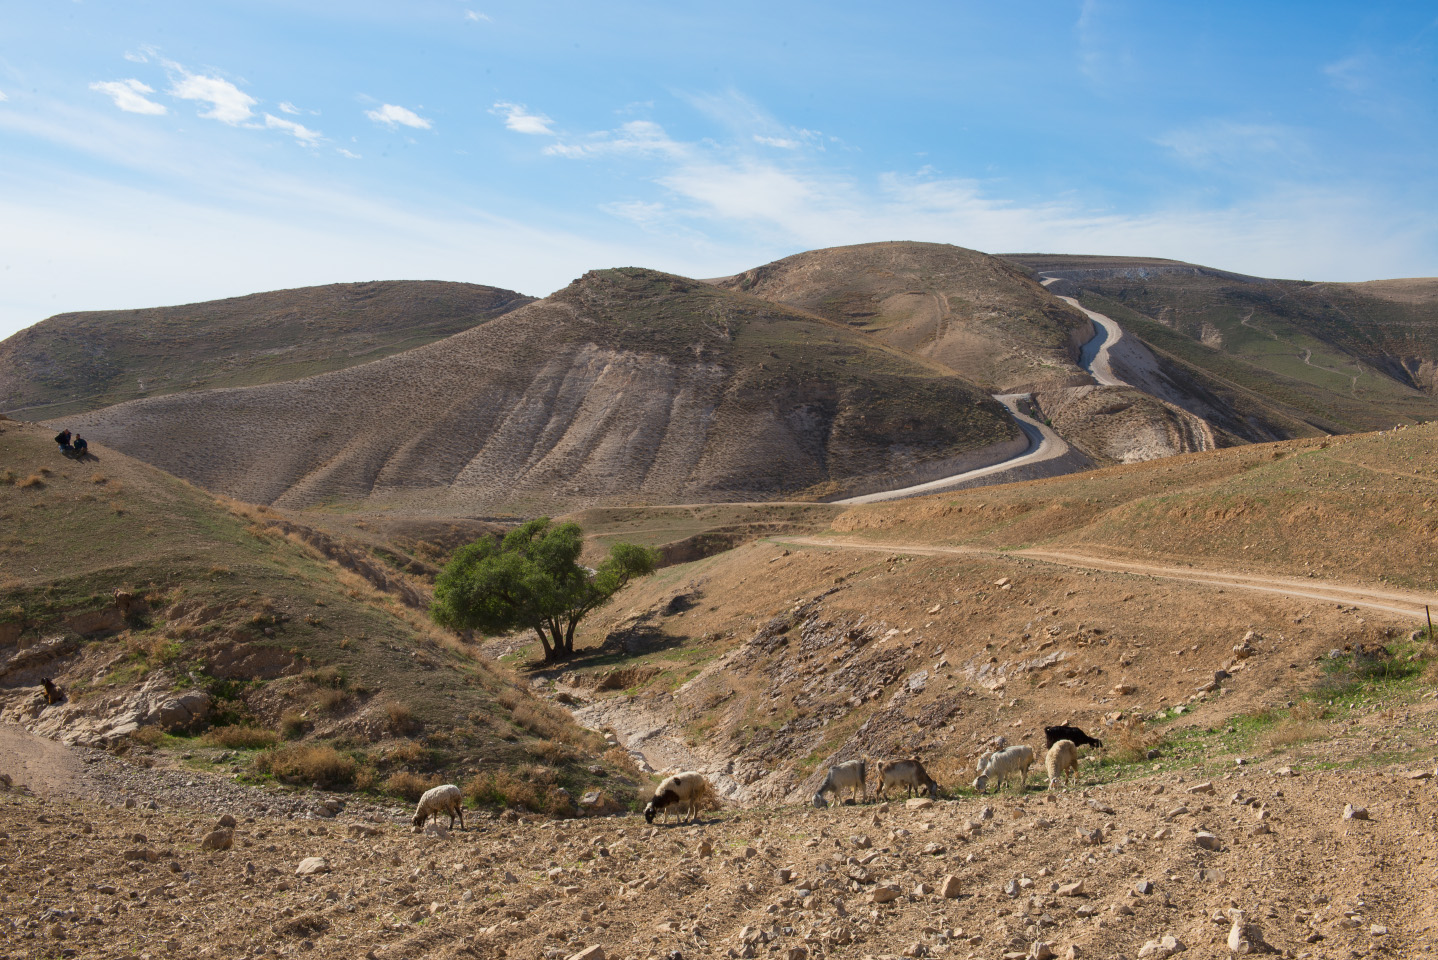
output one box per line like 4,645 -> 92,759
430,518 -> 659,662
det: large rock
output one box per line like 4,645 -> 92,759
295,857 -> 330,876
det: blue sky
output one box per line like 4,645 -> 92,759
1,1 -> 1435,339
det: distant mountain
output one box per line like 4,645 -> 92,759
1003,254 -> 1438,437
52,268 -> 1016,512
0,281 -> 534,419
711,241 -> 1093,393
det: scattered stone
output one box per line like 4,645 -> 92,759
1195,832 -> 1221,851
870,884 -> 902,904
1228,910 -> 1251,954
295,857 -> 330,877
1137,935 -> 1186,958
1133,880 -> 1154,895
200,828 -> 233,852
1057,881 -> 1085,897
568,948 -> 605,960
1343,804 -> 1369,821
1064,947 -> 1082,960
939,875 -> 962,899
1371,925 -> 1389,936
906,798 -> 933,810
1186,782 -> 1216,796
1028,942 -> 1056,960
698,840 -> 714,858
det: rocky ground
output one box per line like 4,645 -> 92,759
4,710 -> 1437,960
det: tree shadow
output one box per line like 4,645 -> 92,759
523,618 -> 690,679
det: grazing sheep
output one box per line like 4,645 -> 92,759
1044,724 -> 1103,751
972,745 -> 1036,794
644,771 -> 713,824
876,758 -> 938,800
1045,739 -> 1080,789
813,759 -> 867,808
412,784 -> 464,830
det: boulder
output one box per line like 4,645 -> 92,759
295,857 -> 330,876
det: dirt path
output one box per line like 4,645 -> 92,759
0,723 -> 86,796
772,536 -> 1438,620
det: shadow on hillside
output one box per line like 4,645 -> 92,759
525,621 -> 689,677
61,450 -> 99,463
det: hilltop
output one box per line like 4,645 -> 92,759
0,418 -> 640,812
711,242 -> 1092,393
49,268 -> 1016,513
0,280 -> 533,419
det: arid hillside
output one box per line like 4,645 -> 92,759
712,242 -> 1093,393
0,418 -> 639,812
0,280 -> 533,420
50,269 -> 1016,513
1005,254 -> 1438,437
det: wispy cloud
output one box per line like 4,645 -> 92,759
544,120 -> 684,158
491,101 -> 553,135
89,79 -> 167,116
465,10 -> 491,22
124,51 -> 148,64
278,101 -> 301,115
366,103 -> 432,130
336,147 -> 361,160
264,113 -> 322,146
0,91 -> 8,103
1155,120 -> 1309,170
753,135 -> 800,149
167,68 -> 256,124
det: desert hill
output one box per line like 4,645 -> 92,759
48,268 -> 1017,513
1005,254 -> 1438,436
0,280 -> 533,420
711,241 -> 1093,393
0,418 -> 639,811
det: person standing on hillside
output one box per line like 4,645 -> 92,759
54,428 -> 72,452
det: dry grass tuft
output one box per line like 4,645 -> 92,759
202,725 -> 279,750
255,743 -> 357,788
19,473 -> 45,489
384,770 -> 441,802
1113,716 -> 1158,763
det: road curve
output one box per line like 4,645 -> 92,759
836,393 -> 1070,504
835,282 -> 1134,504
770,536 -> 1438,622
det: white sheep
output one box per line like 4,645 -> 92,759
644,772 -> 713,824
876,758 -> 939,800
972,745 -> 1035,793
412,784 -> 465,830
813,759 -> 867,808
1045,739 -> 1079,789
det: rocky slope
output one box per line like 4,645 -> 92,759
49,269 -> 1015,513
1,281 -> 533,419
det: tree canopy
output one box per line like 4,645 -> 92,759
430,518 -> 659,662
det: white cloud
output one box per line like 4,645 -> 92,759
264,113 -> 322,146
491,101 -> 553,135
0,91 -> 8,103
544,120 -> 684,158
465,10 -> 491,21
89,79 -> 167,116
754,135 -> 800,149
278,101 -> 301,115
168,70 -> 256,124
124,51 -> 148,64
336,147 -> 361,159
365,103 -> 432,130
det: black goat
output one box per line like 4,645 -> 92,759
1044,724 -> 1102,750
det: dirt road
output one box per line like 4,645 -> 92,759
772,535 -> 1438,621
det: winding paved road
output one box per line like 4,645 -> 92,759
835,280 -> 1131,504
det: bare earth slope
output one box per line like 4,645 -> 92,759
712,242 -> 1094,392
51,269 -> 1016,513
0,280 -> 534,419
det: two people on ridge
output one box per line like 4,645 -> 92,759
54,429 -> 88,456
